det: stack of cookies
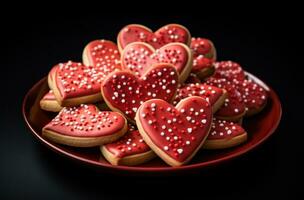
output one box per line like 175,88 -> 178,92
40,24 -> 268,167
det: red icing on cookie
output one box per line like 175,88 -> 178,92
214,61 -> 245,81
191,38 -> 216,73
137,96 -> 212,162
208,118 -> 245,140
102,63 -> 179,120
205,77 -> 246,118
173,83 -> 224,106
121,42 -> 191,77
192,57 -> 214,73
235,79 -> 268,112
105,127 -> 150,158
118,24 -> 191,50
43,104 -> 126,137
42,90 -> 57,100
83,40 -> 121,69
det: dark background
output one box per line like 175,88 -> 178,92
1,5 -> 301,200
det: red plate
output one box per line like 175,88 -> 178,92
22,72 -> 281,173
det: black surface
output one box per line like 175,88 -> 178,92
1,8 -> 301,199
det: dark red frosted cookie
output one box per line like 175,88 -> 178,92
101,63 -> 179,122
205,77 -> 246,121
235,79 -> 268,116
204,118 -> 247,149
190,38 -> 217,79
213,61 -> 246,82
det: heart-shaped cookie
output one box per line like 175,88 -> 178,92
101,63 -> 179,122
191,37 -> 217,79
40,90 -> 63,112
42,104 -> 128,147
101,125 -> 155,166
121,42 -> 192,83
82,39 -> 121,69
173,83 -> 227,113
213,61 -> 246,82
203,118 -> 247,149
117,24 -> 191,52
205,77 -> 246,121
50,61 -> 105,106
135,96 -> 212,167
235,79 -> 268,116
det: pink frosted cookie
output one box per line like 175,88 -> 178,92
203,118 -> 247,149
235,79 -> 268,116
135,96 -> 212,167
205,77 -> 246,122
191,37 -> 217,79
117,24 -> 191,52
213,61 -> 246,82
101,125 -> 155,166
42,104 -> 127,147
82,39 -> 121,69
121,42 -> 192,83
173,83 -> 227,113
40,90 -> 62,112
101,63 -> 179,122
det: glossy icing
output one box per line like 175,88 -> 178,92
43,104 -> 126,137
173,83 -> 224,106
137,96 -> 212,162
190,38 -> 216,72
102,63 -> 179,120
121,42 -> 189,77
205,77 -> 246,117
208,118 -> 245,140
118,24 -> 190,50
84,40 -> 121,69
235,79 -> 268,112
105,126 -> 150,158
214,61 -> 245,81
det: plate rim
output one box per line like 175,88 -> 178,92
22,72 -> 282,173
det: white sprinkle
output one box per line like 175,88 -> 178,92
187,128 -> 192,133
164,146 -> 169,151
201,119 -> 207,124
177,149 -> 183,154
